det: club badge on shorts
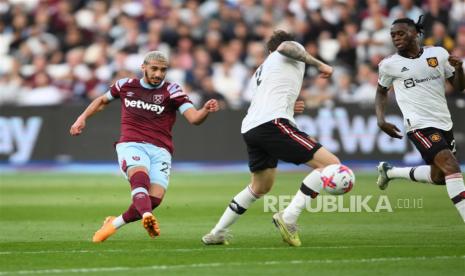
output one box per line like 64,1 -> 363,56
426,57 -> 438,68
430,133 -> 442,142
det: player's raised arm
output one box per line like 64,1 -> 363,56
69,94 -> 111,136
276,41 -> 333,78
182,99 -> 219,125
375,84 -> 403,139
447,55 -> 465,92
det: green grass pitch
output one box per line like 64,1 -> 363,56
0,172 -> 464,275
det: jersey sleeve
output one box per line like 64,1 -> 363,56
109,78 -> 130,98
378,60 -> 394,89
167,82 -> 194,113
438,47 -> 455,79
289,41 -> 306,51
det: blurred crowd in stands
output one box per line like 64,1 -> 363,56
0,0 -> 464,108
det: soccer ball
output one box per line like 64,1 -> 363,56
320,164 -> 355,195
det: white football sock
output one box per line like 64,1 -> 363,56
445,173 -> 465,222
445,173 -> 465,197
211,185 -> 259,234
112,215 -> 126,229
386,167 -> 411,179
387,165 -> 432,183
456,201 -> 465,223
282,170 -> 322,225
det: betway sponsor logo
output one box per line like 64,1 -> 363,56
124,98 -> 165,114
0,116 -> 42,164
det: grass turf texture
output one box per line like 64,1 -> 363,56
0,172 -> 464,275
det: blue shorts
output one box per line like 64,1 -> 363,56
115,142 -> 172,189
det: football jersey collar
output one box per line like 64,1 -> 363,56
398,47 -> 424,59
140,79 -> 165,89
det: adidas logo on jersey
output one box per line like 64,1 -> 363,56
124,98 -> 165,114
401,67 -> 409,72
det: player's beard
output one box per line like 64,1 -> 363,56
145,71 -> 162,86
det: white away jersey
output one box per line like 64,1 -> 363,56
241,41 -> 305,133
378,46 -> 455,132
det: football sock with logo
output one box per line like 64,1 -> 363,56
446,173 -> 465,222
387,165 -> 433,183
118,196 -> 163,227
129,171 -> 152,217
211,185 -> 259,234
282,170 -> 321,225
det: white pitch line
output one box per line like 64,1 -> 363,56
0,255 -> 463,275
0,244 -> 463,255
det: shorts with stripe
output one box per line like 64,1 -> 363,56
407,127 -> 457,164
242,118 -> 322,172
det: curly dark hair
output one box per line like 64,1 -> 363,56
392,15 -> 425,35
266,30 -> 295,52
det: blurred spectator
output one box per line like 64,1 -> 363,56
212,43 -> 248,109
198,76 -> 228,110
334,70 -> 358,104
351,63 -> 378,104
424,21 -> 455,52
301,76 -> 336,108
0,59 -> 24,105
422,0 -> 449,38
450,0 -> 465,34
389,0 -> 423,21
335,31 -> 357,71
357,5 -> 393,65
0,0 -> 462,108
18,71 -> 64,106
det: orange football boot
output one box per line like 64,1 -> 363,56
142,213 -> 160,238
92,216 -> 117,243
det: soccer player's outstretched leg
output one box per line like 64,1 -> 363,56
202,30 -> 352,246
375,16 -> 465,222
70,51 -> 219,242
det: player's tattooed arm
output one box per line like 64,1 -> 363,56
277,41 -> 333,78
70,95 -> 111,136
448,55 -> 465,92
375,85 -> 403,139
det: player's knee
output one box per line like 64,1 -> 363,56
309,148 -> 340,169
127,166 -> 149,178
129,171 -> 150,191
251,183 -> 272,195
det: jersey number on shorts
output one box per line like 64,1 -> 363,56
160,162 -> 169,174
255,65 -> 263,86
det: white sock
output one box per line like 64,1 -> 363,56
282,170 -> 322,225
387,165 -> 432,183
456,201 -> 465,223
445,173 -> 465,222
211,185 -> 259,234
112,215 -> 126,229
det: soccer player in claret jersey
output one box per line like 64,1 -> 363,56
375,17 -> 465,222
70,51 -> 219,242
202,30 -> 349,247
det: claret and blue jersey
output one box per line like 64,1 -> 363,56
105,78 -> 193,154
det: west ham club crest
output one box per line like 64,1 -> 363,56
153,94 -> 164,104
